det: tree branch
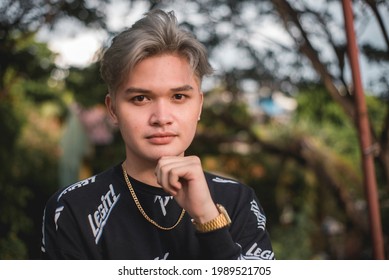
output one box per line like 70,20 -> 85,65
271,0 -> 357,120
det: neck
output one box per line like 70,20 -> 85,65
122,158 -> 161,188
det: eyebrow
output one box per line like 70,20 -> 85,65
124,87 -> 151,94
171,85 -> 194,92
124,85 -> 194,95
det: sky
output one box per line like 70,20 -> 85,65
37,1 -> 149,67
36,0 -> 295,69
36,0 -> 388,93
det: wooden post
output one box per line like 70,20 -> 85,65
341,0 -> 385,259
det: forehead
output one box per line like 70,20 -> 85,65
112,54 -> 201,96
125,54 -> 200,88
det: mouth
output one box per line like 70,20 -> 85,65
146,133 -> 178,145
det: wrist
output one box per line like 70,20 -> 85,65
191,203 -> 219,224
192,204 -> 232,233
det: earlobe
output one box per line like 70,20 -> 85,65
105,94 -> 118,125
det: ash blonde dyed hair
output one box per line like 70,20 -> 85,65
100,9 -> 213,96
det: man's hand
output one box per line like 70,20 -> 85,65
155,156 -> 219,224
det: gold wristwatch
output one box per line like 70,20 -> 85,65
192,204 -> 232,233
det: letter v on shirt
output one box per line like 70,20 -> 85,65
88,184 -> 120,244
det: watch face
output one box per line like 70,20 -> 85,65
217,204 -> 232,224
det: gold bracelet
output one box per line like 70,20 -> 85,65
192,204 -> 231,233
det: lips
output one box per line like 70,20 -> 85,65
146,132 -> 177,145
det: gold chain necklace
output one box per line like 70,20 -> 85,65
121,163 -> 186,231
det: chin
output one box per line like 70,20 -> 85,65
152,149 -> 185,159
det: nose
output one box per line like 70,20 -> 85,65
149,99 -> 173,126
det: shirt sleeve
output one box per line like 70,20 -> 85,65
195,227 -> 241,259
41,197 -> 91,260
231,188 -> 275,260
196,181 -> 275,260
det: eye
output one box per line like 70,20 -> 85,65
133,95 -> 145,101
173,94 -> 186,101
131,95 -> 149,104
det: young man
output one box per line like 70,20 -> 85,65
41,9 -> 274,260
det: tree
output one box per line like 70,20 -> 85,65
152,0 -> 388,258
1,0 -> 387,259
270,0 -> 388,258
0,0 -> 108,94
0,0 -> 110,259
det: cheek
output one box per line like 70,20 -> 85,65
117,112 -> 141,134
182,112 -> 200,134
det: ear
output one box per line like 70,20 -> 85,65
105,94 -> 118,125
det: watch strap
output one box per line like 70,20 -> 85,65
192,204 -> 231,233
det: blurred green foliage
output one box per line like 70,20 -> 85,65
0,38 -> 64,258
1,0 -> 388,260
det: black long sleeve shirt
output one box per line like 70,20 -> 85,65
41,163 -> 274,260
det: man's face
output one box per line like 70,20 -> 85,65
106,54 -> 203,166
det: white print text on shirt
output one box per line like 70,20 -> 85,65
250,199 -> 266,230
54,206 -> 64,230
154,195 -> 173,216
241,242 -> 275,260
88,184 -> 120,244
57,175 -> 97,201
154,252 -> 169,260
212,177 -> 239,184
